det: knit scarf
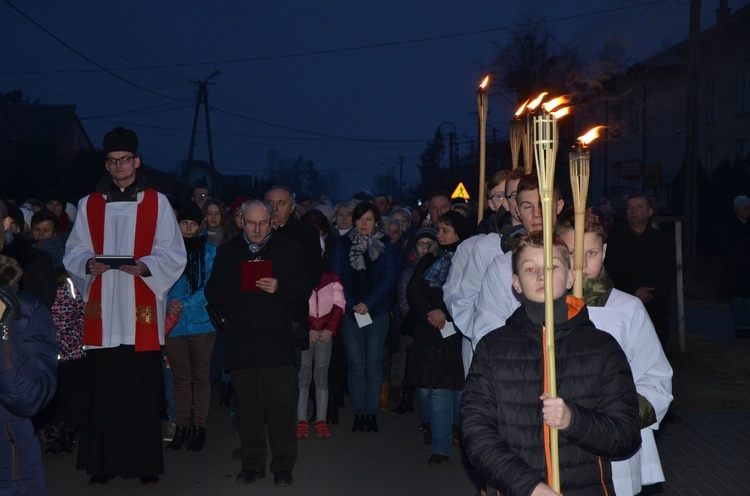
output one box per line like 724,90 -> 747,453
348,230 -> 385,271
183,236 -> 207,294
423,241 -> 460,288
521,294 -> 570,326
581,272 -> 615,308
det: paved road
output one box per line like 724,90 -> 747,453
43,305 -> 750,495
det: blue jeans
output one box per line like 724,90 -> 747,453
340,313 -> 389,415
415,387 -> 431,425
162,349 -> 175,423
428,388 -> 461,456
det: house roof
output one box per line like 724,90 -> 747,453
0,104 -> 93,155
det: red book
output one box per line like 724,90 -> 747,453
165,313 -> 180,336
241,260 -> 273,291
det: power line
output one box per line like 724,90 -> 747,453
1,0 -> 670,75
2,0 -> 188,102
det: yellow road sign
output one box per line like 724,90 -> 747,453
451,182 -> 470,200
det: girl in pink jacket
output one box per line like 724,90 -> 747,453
297,270 -> 345,438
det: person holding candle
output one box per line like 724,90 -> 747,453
461,231 -> 641,496
556,208 -> 673,496
330,201 -> 399,433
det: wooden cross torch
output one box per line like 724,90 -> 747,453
477,75 -> 490,222
533,95 -> 570,493
569,126 -> 605,298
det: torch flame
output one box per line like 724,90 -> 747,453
577,126 -> 606,145
479,75 -> 490,89
551,107 -> 570,119
527,92 -> 548,110
542,95 -> 570,112
515,98 -> 530,117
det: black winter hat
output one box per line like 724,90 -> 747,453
177,201 -> 204,225
103,127 -> 139,154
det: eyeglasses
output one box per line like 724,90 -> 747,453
106,155 -> 136,166
194,193 -> 210,199
417,241 -> 433,249
489,193 -> 505,202
244,220 -> 270,229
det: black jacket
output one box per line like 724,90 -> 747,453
275,216 -> 323,336
461,301 -> 641,496
404,253 -> 463,390
205,233 -> 312,369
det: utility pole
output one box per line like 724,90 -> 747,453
184,69 -> 220,201
683,0 -> 700,262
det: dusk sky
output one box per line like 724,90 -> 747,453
2,0 -> 743,199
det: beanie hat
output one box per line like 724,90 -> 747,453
103,127 -> 139,154
437,210 -> 471,241
414,226 -> 437,242
177,201 -> 204,225
733,195 -> 750,212
229,197 -> 252,217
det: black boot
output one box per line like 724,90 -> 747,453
391,390 -> 414,415
187,426 -> 206,451
351,414 -> 365,432
166,425 -> 188,450
365,414 -> 379,433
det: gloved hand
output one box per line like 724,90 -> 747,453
638,394 -> 657,428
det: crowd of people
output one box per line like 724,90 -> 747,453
0,126 -> 683,495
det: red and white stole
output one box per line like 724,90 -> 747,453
83,189 -> 160,351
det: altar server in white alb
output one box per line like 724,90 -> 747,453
64,127 -> 186,485
556,208 -> 673,496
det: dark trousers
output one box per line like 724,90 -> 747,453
77,346 -> 163,478
232,366 -> 296,474
165,332 -> 216,428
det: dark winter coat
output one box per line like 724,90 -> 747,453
330,233 -> 399,317
404,253 -> 463,390
205,233 -> 312,369
0,292 -> 58,495
461,300 -> 641,496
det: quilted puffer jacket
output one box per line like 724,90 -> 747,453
0,290 -> 58,495
461,297 -> 641,496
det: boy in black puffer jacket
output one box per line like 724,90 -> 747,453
461,232 -> 640,496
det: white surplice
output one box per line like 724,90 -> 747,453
64,190 -> 187,349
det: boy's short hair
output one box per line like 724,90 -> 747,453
504,167 -> 526,194
515,173 -> 561,202
511,231 -> 571,275
555,207 -> 606,240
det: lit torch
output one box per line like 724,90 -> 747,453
510,99 -> 528,170
522,92 -> 548,174
532,93 -> 570,494
569,126 -> 605,298
477,75 -> 490,223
